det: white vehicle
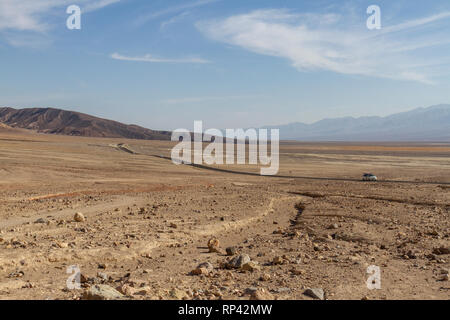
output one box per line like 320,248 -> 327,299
363,173 -> 378,181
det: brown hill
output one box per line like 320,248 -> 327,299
0,107 -> 171,140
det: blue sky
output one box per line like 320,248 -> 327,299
1,0 -> 450,130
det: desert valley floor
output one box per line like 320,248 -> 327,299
0,128 -> 449,300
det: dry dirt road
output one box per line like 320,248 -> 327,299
0,129 -> 449,300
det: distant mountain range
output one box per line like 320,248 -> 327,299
263,104 -> 450,141
0,107 -> 171,140
1,105 -> 449,141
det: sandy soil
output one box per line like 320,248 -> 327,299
0,130 -> 449,300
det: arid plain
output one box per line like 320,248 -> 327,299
0,127 -> 449,300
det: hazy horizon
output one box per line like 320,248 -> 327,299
1,103 -> 449,131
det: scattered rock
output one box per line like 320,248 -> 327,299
250,288 -> 274,300
259,273 -> 271,281
170,288 -> 188,300
57,242 -> 69,248
80,273 -> 89,284
191,262 -> 214,276
273,287 -> 291,294
134,287 -> 152,296
244,287 -> 259,295
290,268 -> 305,275
97,272 -> 109,281
272,256 -> 285,265
74,212 -> 86,222
226,254 -> 251,269
226,246 -> 237,256
207,237 -> 221,253
241,261 -> 261,272
191,267 -> 209,276
8,270 -> 24,278
304,288 -> 325,300
34,218 -> 48,224
405,249 -> 420,259
433,247 -> 450,255
83,285 -> 124,300
117,284 -> 135,296
22,282 -> 34,289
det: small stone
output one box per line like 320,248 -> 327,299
170,288 -> 188,300
272,256 -> 285,265
244,287 -> 259,295
97,272 -> 109,281
227,254 -> 251,269
191,262 -> 213,276
57,242 -> 68,248
191,267 -> 209,276
259,273 -> 271,281
290,268 -> 305,275
8,270 -> 24,278
241,261 -> 260,272
117,284 -> 135,296
433,247 -> 450,255
250,288 -> 274,300
226,247 -> 237,256
34,218 -> 48,224
74,212 -> 85,222
83,285 -> 124,300
304,288 -> 325,300
134,287 -> 152,296
80,273 -> 89,283
406,249 -> 420,259
273,287 -> 291,294
207,237 -> 220,253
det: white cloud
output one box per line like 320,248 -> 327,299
110,52 -> 211,64
197,9 -> 450,84
0,0 -> 120,32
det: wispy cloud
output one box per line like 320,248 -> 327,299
380,11 -> 450,34
84,0 -> 121,13
134,0 -> 219,27
197,9 -> 450,84
160,11 -> 191,29
110,52 -> 211,64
